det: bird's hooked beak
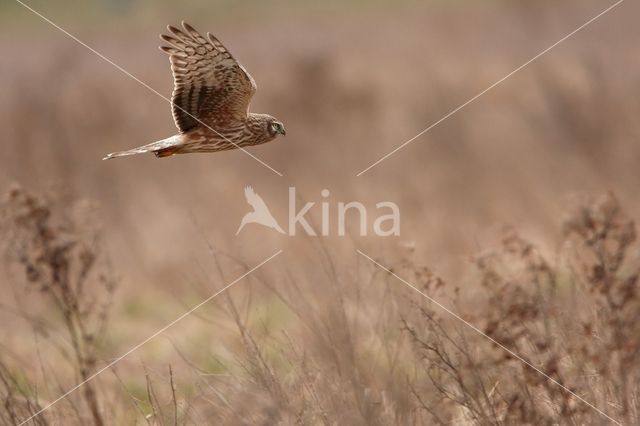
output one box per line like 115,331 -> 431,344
278,125 -> 286,136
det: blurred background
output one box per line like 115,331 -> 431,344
1,0 -> 639,424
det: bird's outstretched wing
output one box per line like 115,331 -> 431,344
160,22 -> 257,132
244,186 -> 270,212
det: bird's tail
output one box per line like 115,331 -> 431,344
102,135 -> 183,160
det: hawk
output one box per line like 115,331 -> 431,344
104,22 -> 285,160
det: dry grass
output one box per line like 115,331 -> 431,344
402,192 -> 639,425
0,185 -> 116,425
1,0 -> 640,425
2,187 -> 639,425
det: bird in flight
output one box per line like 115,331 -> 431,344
104,22 -> 285,160
236,186 -> 285,235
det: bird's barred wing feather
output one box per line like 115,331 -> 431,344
160,22 -> 257,132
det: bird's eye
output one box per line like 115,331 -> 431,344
270,123 -> 279,133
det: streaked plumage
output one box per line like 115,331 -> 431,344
104,22 -> 285,160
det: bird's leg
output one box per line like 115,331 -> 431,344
154,147 -> 179,158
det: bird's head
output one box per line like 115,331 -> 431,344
266,117 -> 286,138
248,113 -> 286,143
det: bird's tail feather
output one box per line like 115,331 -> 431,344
102,147 -> 148,160
102,135 -> 183,160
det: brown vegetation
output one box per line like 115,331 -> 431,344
2,188 -> 638,425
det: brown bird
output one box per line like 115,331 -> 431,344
104,22 -> 285,160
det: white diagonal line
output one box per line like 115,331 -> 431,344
14,0 -> 283,177
17,250 -> 283,426
356,249 -> 622,425
356,0 -> 625,176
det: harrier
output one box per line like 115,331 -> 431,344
104,22 -> 285,160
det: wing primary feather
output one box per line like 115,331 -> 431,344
169,25 -> 199,47
182,22 -> 208,44
160,22 -> 257,132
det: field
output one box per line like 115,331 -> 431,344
1,0 -> 640,424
